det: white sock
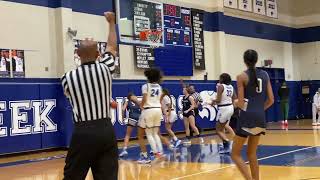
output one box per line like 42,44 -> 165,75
153,128 -> 163,153
145,128 -> 158,153
173,136 -> 178,141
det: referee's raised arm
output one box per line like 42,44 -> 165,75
61,12 -> 118,180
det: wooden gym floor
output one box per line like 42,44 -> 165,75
0,120 -> 319,180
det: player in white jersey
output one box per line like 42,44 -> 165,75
161,88 -> 181,148
139,68 -> 164,158
212,73 -> 236,153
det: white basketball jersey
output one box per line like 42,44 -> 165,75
218,84 -> 234,105
161,95 -> 175,112
142,83 -> 162,108
0,57 -> 7,71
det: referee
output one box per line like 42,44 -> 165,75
61,12 -> 118,180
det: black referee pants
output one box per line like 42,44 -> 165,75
64,118 -> 118,180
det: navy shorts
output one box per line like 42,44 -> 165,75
235,128 -> 265,138
183,110 -> 195,118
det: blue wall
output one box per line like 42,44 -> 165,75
0,79 -> 319,154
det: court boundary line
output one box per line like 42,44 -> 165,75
170,146 -> 315,180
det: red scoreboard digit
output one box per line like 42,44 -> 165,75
164,4 -> 177,16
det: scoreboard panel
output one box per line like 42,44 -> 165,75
163,4 -> 192,47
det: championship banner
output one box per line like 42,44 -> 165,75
73,40 -> 121,78
266,0 -> 278,18
238,0 -> 253,12
253,0 -> 266,15
224,0 -> 238,9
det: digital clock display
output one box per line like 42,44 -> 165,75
164,4 -> 181,17
164,4 -> 192,47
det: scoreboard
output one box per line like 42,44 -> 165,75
133,2 -> 206,73
163,4 -> 192,46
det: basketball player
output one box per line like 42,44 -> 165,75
232,50 -> 274,180
119,92 -> 141,157
161,88 -> 181,148
182,86 -> 202,145
212,73 -> 236,154
139,68 -> 164,157
312,88 -> 320,126
180,80 -> 203,136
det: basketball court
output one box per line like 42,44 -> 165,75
0,120 -> 319,179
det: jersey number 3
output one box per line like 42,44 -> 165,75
151,89 -> 159,97
256,78 -> 263,93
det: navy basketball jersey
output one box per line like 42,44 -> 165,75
127,100 -> 141,120
238,69 -> 270,129
182,95 -> 192,111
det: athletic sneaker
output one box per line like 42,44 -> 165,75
137,154 -> 151,164
119,149 -> 128,157
317,122 -> 320,126
174,139 -> 182,148
312,122 -> 318,126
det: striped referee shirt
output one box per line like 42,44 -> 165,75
192,92 -> 203,104
61,52 -> 115,123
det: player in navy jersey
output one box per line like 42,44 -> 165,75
212,73 -> 236,154
119,92 -> 141,157
232,50 -> 274,180
182,87 -> 202,145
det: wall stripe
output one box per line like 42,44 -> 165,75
2,0 -> 320,43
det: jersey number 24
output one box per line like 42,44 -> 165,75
151,89 -> 160,97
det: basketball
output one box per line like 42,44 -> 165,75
110,101 -> 117,109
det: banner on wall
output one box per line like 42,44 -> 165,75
191,9 -> 206,70
253,0 -> 266,15
224,0 -> 238,9
0,49 -> 25,78
134,46 -> 155,69
73,40 -> 120,78
0,49 -> 10,78
238,0 -> 253,12
266,0 -> 278,18
12,50 -> 25,78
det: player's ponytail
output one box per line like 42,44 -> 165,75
244,50 -> 259,90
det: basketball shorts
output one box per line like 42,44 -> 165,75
138,108 -> 162,129
164,110 -> 178,124
216,105 -> 234,124
183,110 -> 195,118
127,118 -> 138,127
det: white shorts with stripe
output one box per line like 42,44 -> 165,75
216,105 -> 234,124
138,108 -> 162,129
